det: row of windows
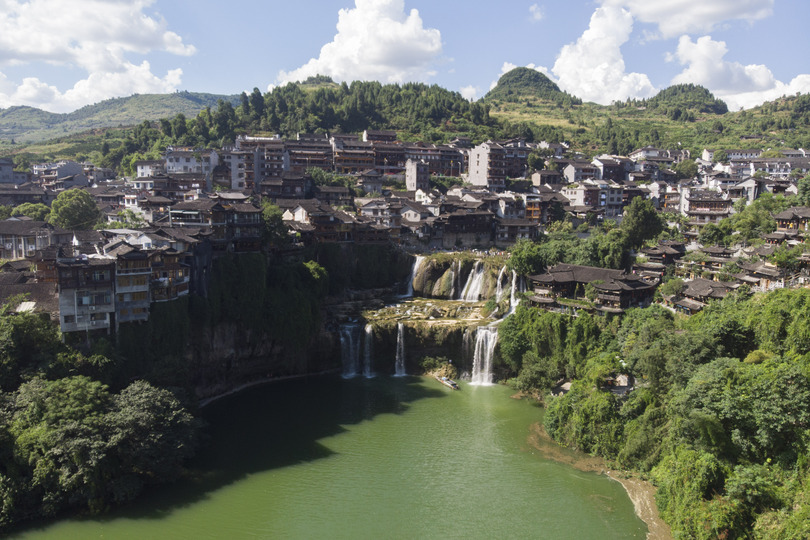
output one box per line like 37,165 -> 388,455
77,292 -> 111,305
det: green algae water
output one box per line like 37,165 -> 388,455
16,376 -> 647,539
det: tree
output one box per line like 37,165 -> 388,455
674,159 -> 698,180
797,174 -> 810,206
621,197 -> 663,249
261,201 -> 288,247
507,238 -> 546,275
713,150 -> 728,163
106,381 -> 199,492
660,278 -> 686,297
11,203 -> 50,222
47,189 -> 102,230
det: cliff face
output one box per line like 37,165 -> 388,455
121,249 -> 514,400
189,320 -> 337,400
411,254 -> 508,301
176,245 -> 410,399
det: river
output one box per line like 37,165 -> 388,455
16,375 -> 647,539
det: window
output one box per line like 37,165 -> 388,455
63,315 -> 75,324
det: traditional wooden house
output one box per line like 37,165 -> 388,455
528,263 -> 656,313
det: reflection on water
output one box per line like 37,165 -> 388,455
16,376 -> 646,540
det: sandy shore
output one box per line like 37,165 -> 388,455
526,422 -> 672,540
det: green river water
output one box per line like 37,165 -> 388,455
15,375 -> 647,539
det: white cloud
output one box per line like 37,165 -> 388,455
0,64 -> 184,113
529,4 -> 544,22
0,0 -> 194,112
599,0 -> 773,38
277,0 -> 442,85
549,6 -> 656,104
669,35 -> 810,109
460,85 -> 479,101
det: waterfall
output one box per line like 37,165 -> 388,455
506,270 -> 520,316
340,324 -> 362,378
495,265 -> 507,303
403,255 -> 425,297
461,260 -> 485,302
363,324 -> 375,378
470,326 -> 498,386
462,327 -> 475,368
448,264 -> 455,300
394,322 -> 406,376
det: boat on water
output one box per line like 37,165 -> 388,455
436,376 -> 460,390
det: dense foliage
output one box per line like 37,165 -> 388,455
47,188 -> 102,230
0,306 -> 199,530
5,74 -> 810,174
643,84 -> 729,116
484,67 -> 581,108
498,289 -> 810,538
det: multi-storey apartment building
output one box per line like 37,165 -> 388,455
468,141 -> 506,191
56,255 -> 116,334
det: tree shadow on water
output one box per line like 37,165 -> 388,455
70,374 -> 444,525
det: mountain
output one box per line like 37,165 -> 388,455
0,91 -> 240,143
485,67 -> 579,105
643,84 -> 728,115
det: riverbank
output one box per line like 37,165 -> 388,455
526,422 -> 672,540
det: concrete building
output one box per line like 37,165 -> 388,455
405,159 -> 429,192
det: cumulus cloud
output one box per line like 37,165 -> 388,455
549,6 -> 655,104
0,0 -> 194,112
599,0 -> 773,38
529,4 -> 544,22
278,0 -> 442,85
460,85 -> 479,101
669,35 -> 810,109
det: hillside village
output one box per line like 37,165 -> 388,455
1,125 -> 809,339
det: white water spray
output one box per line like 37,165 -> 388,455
340,324 -> 361,378
506,270 -> 520,316
394,322 -> 407,376
461,260 -> 485,302
363,324 -> 375,378
470,326 -> 497,385
495,265 -> 507,303
404,255 -> 425,297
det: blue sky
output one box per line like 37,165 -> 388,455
0,0 -> 808,113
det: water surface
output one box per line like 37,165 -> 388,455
17,376 -> 646,539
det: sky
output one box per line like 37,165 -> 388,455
1,0 -> 809,114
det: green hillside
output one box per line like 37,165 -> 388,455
643,83 -> 728,115
0,91 -> 240,144
1,75 -> 809,175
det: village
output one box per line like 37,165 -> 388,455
0,128 -> 809,338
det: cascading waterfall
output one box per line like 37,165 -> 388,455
462,327 -> 475,370
470,326 -> 498,385
449,261 -> 458,300
363,324 -> 375,378
461,260 -> 485,302
340,324 -> 362,378
403,255 -> 425,297
506,270 -> 520,316
495,265 -> 507,303
394,322 -> 407,376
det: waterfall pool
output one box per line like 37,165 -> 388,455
16,376 -> 648,539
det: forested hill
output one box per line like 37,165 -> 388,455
484,67 -> 581,107
0,91 -> 240,144
640,84 -> 729,118
3,73 -> 810,172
